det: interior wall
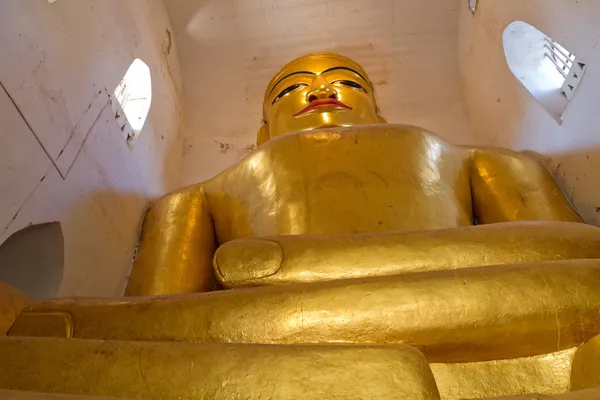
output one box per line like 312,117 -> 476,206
164,0 -> 476,184
459,0 -> 600,225
0,0 -> 183,297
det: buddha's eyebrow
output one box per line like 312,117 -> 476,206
321,66 -> 369,85
268,71 -> 316,97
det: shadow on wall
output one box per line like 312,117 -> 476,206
0,222 -> 64,299
523,144 -> 600,225
546,146 -> 600,226
54,189 -> 148,298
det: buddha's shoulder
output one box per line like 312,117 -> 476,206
206,124 -> 458,185
264,124 -> 453,150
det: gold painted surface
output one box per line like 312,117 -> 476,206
430,348 -> 577,400
126,185 -> 216,296
204,125 -> 474,240
470,148 -> 582,224
8,312 -> 72,338
0,337 -> 440,400
12,260 -> 600,364
128,123 -> 584,294
479,389 -> 600,400
571,333 -> 600,390
214,221 -> 600,287
6,391 -> 597,400
0,281 -> 30,335
0,391 -> 129,400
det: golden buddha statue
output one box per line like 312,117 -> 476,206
2,52 -> 600,400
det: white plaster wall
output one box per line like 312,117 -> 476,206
459,0 -> 600,225
0,0 -> 183,297
164,0 -> 476,184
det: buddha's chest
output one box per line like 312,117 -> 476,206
204,125 -> 473,243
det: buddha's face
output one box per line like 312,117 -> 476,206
261,53 -> 380,143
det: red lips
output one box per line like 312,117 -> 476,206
293,98 -> 353,117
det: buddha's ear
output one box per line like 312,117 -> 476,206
376,107 -> 387,124
257,124 -> 271,146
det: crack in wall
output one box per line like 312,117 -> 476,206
0,83 -> 108,235
0,81 -> 65,180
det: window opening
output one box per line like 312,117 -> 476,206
503,21 -> 586,123
110,59 -> 152,143
468,0 -> 477,13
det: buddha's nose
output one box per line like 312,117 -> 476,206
306,75 -> 338,102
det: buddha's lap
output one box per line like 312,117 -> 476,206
9,258 -> 600,364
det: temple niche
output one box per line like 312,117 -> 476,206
1,1 -> 600,400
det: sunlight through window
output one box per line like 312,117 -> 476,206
503,21 -> 586,124
111,59 -> 152,143
468,0 -> 477,13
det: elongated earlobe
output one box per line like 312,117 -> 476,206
257,124 -> 271,146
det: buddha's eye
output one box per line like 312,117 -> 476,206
332,80 -> 367,93
273,83 -> 307,104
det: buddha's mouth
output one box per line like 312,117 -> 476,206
293,99 -> 352,117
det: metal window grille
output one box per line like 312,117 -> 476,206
543,37 -> 575,79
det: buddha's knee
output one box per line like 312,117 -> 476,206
571,333 -> 600,390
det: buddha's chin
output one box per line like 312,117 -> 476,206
297,113 -> 366,131
317,123 -> 341,130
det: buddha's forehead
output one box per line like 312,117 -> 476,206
280,55 -> 358,74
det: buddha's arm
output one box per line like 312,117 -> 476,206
125,184 -> 216,296
214,222 -> 600,288
468,147 -> 583,223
